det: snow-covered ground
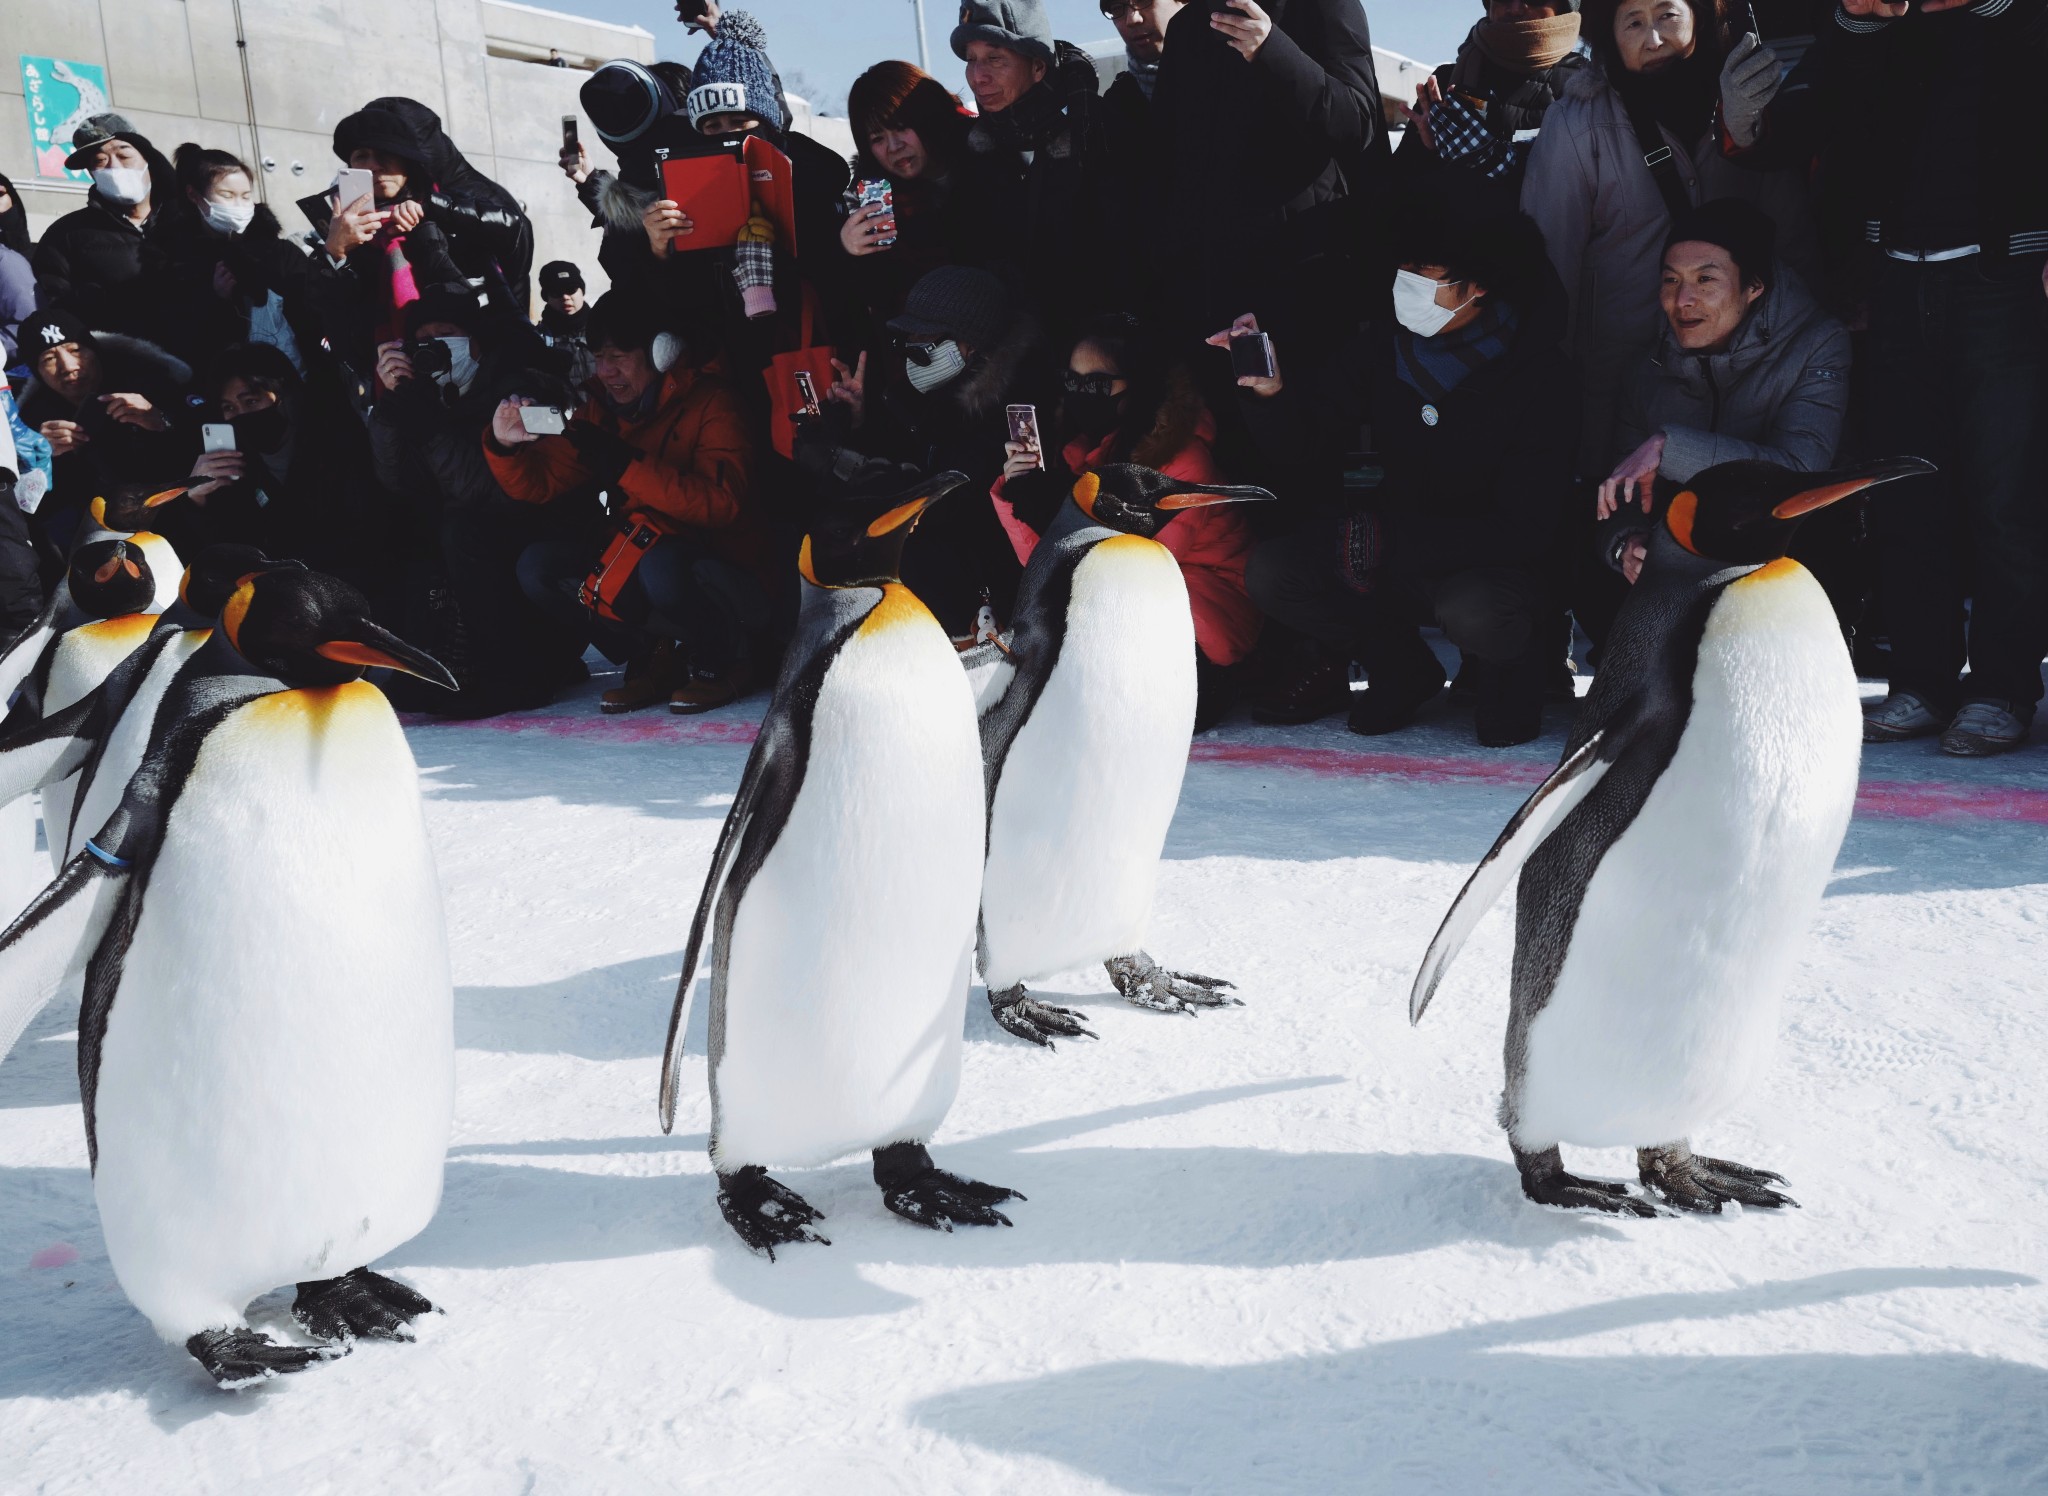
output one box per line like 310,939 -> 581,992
3,659 -> 2046,1494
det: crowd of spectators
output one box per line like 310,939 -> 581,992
0,0 -> 2041,754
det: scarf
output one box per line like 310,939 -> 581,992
982,79 -> 1069,153
1473,12 -> 1582,74
1393,299 -> 1519,405
1610,48 -> 1720,147
1125,50 -> 1161,102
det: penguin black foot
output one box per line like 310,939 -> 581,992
186,1327 -> 342,1389
873,1142 -> 1024,1232
293,1267 -> 437,1345
718,1165 -> 830,1260
1514,1145 -> 1660,1217
988,983 -> 1096,1048
1104,952 -> 1242,1015
1638,1143 -> 1798,1213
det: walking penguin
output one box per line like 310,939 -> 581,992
1409,457 -> 1934,1213
659,464 -> 1023,1258
0,568 -> 459,1385
977,464 -> 1274,1046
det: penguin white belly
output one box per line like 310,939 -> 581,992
91,682 -> 453,1341
981,536 -> 1196,988
40,615 -> 160,874
1516,561 -> 1860,1148
712,589 -> 984,1172
59,630 -> 211,863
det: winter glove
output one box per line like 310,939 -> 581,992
1718,33 -> 1784,149
734,209 -> 777,320
1003,466 -> 1067,538
564,421 -> 639,488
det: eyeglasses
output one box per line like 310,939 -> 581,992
1061,369 -> 1123,397
1099,0 -> 1152,17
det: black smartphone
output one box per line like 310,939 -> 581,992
1735,0 -> 1760,35
561,115 -> 579,154
1229,330 -> 1276,381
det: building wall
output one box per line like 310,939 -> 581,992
0,0 -> 658,308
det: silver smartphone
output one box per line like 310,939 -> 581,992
518,405 -> 568,436
333,166 -> 374,213
201,423 -> 237,453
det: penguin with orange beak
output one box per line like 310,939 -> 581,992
977,463 -> 1276,1047
1411,456 -> 1934,1215
0,568 -> 457,1386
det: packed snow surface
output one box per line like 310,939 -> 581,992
2,661 -> 2045,1494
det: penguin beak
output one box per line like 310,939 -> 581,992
1772,457 -> 1937,519
865,470 -> 970,537
315,624 -> 459,690
1156,483 -> 1279,511
143,486 -> 188,508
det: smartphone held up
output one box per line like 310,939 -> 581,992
1007,404 -> 1043,469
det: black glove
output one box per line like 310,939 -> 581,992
1003,466 -> 1067,537
564,421 -> 638,488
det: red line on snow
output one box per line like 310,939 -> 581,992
412,714 -> 2047,823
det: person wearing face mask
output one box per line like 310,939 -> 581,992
1592,199 -> 1848,594
992,312 -> 1260,728
1236,201 -> 1579,747
817,265 -> 1050,635
369,281 -> 583,717
1397,0 -> 1590,207
31,114 -> 177,342
156,144 -> 312,373
1521,0 -> 1821,480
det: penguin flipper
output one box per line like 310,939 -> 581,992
1409,731 -> 1612,1025
0,584 -> 69,708
0,849 -> 128,1063
0,690 -> 105,808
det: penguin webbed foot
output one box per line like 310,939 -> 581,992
292,1267 -> 436,1345
1638,1144 -> 1797,1213
1104,952 -> 1241,1015
874,1142 -> 1023,1232
718,1165 -> 830,1260
988,983 -> 1096,1047
1514,1145 -> 1662,1217
186,1326 -> 342,1389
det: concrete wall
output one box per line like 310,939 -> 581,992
0,0 -> 658,308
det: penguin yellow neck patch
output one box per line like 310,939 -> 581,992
858,582 -> 933,636
1732,557 -> 1804,589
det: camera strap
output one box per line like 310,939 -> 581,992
1618,90 -> 1695,227
578,517 -> 662,622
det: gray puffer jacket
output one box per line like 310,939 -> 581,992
1521,59 -> 1821,477
1612,268 -> 1851,483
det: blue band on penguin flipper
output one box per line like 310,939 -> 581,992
85,840 -> 131,870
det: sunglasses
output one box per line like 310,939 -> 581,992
1061,369 -> 1123,397
897,338 -> 942,367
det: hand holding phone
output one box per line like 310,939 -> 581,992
518,404 -> 568,436
201,423 -> 237,454
1006,404 -> 1043,469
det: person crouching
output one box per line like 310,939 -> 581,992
486,292 -> 776,714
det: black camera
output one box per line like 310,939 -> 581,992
406,338 -> 453,378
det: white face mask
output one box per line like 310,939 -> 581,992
434,336 -> 480,394
92,166 -> 151,208
904,338 -> 967,394
1392,268 -> 1475,339
201,198 -> 256,235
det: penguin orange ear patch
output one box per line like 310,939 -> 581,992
222,579 -> 257,650
797,536 -> 819,586
1072,472 -> 1100,519
1666,490 -> 1700,555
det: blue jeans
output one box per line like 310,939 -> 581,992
516,531 -> 771,671
1867,253 -> 2048,713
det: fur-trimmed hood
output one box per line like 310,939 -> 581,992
930,305 -> 1045,422
598,172 -> 659,235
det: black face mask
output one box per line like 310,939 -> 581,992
231,403 -> 291,454
1063,390 -> 1126,441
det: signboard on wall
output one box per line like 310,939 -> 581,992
19,55 -> 112,184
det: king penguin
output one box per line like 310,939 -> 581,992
0,568 -> 458,1385
977,465 -> 1273,1046
1410,457 -> 1934,1214
658,465 -> 1023,1258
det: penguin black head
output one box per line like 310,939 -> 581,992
89,485 -> 187,537
67,538 -> 157,620
221,569 -> 457,690
180,545 -> 307,619
1664,456 -> 1936,567
1070,464 -> 1275,539
799,468 -> 972,589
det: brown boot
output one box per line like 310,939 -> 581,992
670,659 -> 754,715
600,640 -> 679,715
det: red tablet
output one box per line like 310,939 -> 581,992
658,153 -> 751,249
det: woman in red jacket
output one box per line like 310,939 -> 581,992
991,313 -> 1261,730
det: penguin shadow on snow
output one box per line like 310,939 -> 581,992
392,1080 -> 1628,1321
911,1267 -> 2046,1495
455,950 -> 687,1062
0,996 -> 85,1110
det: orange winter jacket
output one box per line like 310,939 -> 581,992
483,363 -> 773,583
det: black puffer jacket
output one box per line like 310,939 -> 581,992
18,333 -> 197,548
32,193 -> 176,342
153,202 -> 320,368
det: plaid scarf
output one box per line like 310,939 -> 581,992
1392,299 -> 1518,405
